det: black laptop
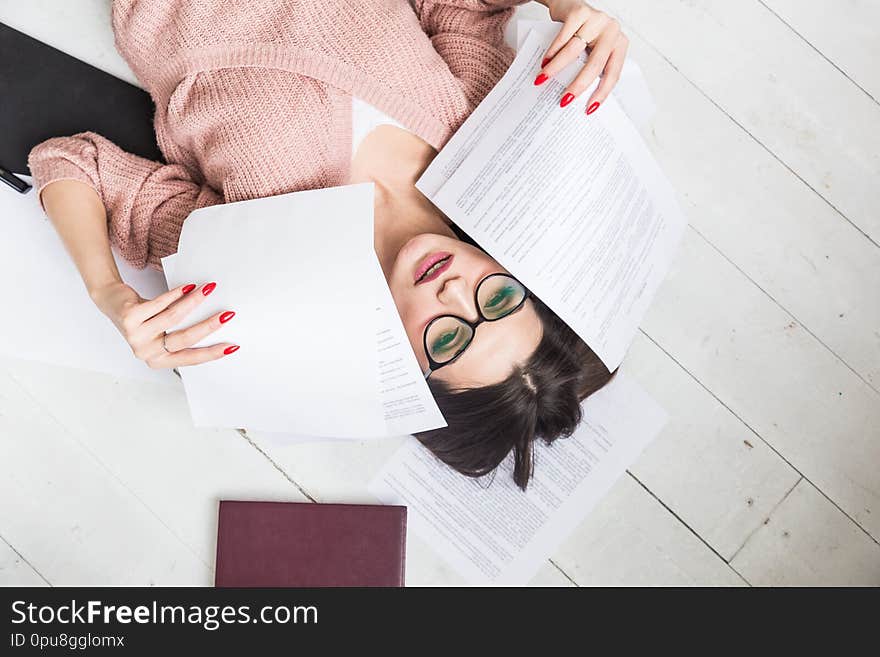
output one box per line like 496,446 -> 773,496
0,21 -> 162,174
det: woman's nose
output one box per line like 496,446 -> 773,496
437,277 -> 479,322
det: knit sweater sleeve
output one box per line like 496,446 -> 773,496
413,0 -> 528,106
28,132 -> 221,272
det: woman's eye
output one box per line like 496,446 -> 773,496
484,286 -> 514,309
431,327 -> 461,354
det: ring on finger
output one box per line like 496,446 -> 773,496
162,331 -> 173,354
571,32 -> 590,47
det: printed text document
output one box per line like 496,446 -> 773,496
368,373 -> 667,584
417,29 -> 686,370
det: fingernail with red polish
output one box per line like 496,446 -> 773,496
202,282 -> 217,296
534,73 -> 548,86
181,283 -> 196,295
560,93 -> 575,108
219,311 -> 235,324
587,101 -> 601,115
223,345 -> 240,355
541,57 -> 551,68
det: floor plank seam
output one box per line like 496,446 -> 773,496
0,533 -> 52,587
808,477 -> 880,549
756,0 -> 879,105
4,369 -> 213,573
235,430 -> 317,503
727,475 -> 802,563
625,471 -> 751,586
638,331 -> 880,547
547,558 -> 579,586
638,329 -> 795,466
686,223 -> 880,395
621,19 -> 880,249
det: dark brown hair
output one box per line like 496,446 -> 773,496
414,294 -> 616,490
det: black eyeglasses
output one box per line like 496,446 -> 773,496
422,273 -> 532,379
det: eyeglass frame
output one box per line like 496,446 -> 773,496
422,272 -> 533,380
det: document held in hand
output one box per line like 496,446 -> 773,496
162,183 -> 445,438
417,28 -> 687,371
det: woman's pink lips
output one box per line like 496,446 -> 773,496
414,252 -> 454,285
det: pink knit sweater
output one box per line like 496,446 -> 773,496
28,0 -> 526,270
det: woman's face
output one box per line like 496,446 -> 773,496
387,233 -> 543,387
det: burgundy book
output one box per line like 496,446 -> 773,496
214,501 -> 407,587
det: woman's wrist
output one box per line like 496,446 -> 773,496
88,278 -> 125,308
85,269 -> 126,314
90,280 -> 146,332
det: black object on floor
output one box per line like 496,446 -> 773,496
0,21 -> 162,174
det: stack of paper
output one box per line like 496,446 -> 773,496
161,183 -> 446,438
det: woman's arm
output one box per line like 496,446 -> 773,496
41,179 -> 125,300
30,134 -> 236,369
29,131 -> 220,270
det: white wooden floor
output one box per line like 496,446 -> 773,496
1,0 -> 878,587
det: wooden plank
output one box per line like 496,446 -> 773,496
731,479 -> 880,586
0,538 -> 47,586
598,0 -> 880,245
553,475 -> 745,586
0,365 -> 210,585
247,432 -> 741,585
624,333 -> 801,560
643,230 -> 880,541
4,357 -> 310,569
761,0 -> 880,101
621,33 -> 880,390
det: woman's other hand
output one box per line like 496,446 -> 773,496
90,280 -> 239,369
535,1 -> 629,115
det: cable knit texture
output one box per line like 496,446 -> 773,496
28,0 -> 526,270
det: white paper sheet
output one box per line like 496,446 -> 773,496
417,29 -> 687,371
514,19 -> 657,130
368,373 -> 667,585
162,182 -> 445,438
161,183 -> 380,436
0,177 -> 174,384
208,256 -> 447,443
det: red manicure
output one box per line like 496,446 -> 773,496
181,283 -> 196,295
202,282 -> 217,296
219,311 -> 235,324
560,93 -> 575,108
587,101 -> 601,115
541,57 -> 551,68
534,73 -> 548,86
223,345 -> 240,355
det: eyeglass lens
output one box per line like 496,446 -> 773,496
425,275 -> 527,365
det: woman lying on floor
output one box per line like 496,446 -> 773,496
29,0 -> 629,489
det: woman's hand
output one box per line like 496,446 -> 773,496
535,0 -> 629,114
90,280 -> 239,369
